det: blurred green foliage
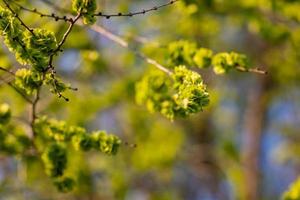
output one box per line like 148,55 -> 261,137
0,0 -> 299,199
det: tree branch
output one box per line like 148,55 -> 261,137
45,13 -> 82,101
89,24 -> 172,75
236,66 -> 268,75
2,0 -> 36,36
0,76 -> 33,103
91,0 -> 179,19
11,0 -> 73,22
47,13 -> 82,69
0,66 -> 15,76
12,0 -> 178,21
30,88 -> 40,137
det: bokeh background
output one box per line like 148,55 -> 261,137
0,0 -> 300,199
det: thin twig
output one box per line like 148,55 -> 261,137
89,24 -> 172,75
30,88 -> 40,137
2,0 -> 36,36
56,14 -> 82,53
13,0 -> 178,21
91,0 -> 179,18
236,66 -> 268,75
48,13 -> 82,68
0,66 -> 15,76
11,0 -> 73,22
45,13 -> 82,101
0,76 -> 33,103
0,75 -> 14,85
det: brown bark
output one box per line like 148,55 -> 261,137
242,77 -> 270,200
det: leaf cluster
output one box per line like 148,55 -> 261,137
167,40 -> 249,74
136,66 -> 209,120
